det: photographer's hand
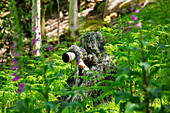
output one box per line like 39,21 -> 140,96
78,59 -> 89,70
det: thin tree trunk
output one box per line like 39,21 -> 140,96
35,0 -> 41,56
103,0 -> 109,19
41,6 -> 47,42
68,0 -> 79,42
57,0 -> 60,45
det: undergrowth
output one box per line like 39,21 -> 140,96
0,0 -> 170,113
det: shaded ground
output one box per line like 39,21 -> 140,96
45,1 -> 102,40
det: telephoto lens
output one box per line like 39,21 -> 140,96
62,52 -> 76,63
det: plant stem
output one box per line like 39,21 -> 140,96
127,32 -> 133,96
2,91 -> 5,113
140,28 -> 149,113
42,54 -> 50,113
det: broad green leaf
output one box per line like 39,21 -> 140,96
42,101 -> 56,112
57,74 -> 64,77
146,87 -> 162,98
49,63 -> 54,70
116,74 -> 128,82
140,62 -> 150,71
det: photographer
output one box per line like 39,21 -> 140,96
62,31 -> 117,101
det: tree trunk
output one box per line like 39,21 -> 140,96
41,6 -> 47,42
68,0 -> 79,42
57,0 -> 60,45
35,0 -> 41,56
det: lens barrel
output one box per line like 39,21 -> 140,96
62,52 -> 76,63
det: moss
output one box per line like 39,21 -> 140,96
83,20 -> 103,28
82,20 -> 103,32
97,2 -> 105,13
86,24 -> 102,32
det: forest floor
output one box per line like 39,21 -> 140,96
45,1 -> 103,40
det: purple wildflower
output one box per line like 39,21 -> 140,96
32,29 -> 35,32
12,51 -> 19,57
11,72 -> 17,76
33,49 -> 38,55
12,58 -> 17,66
46,46 -> 51,51
17,82 -> 24,93
34,26 -> 37,29
33,33 -> 36,37
134,10 -> 139,13
135,23 -> 141,28
12,76 -> 20,81
129,22 -> 134,25
31,37 -> 35,41
16,53 -> 20,57
12,42 -> 16,49
131,15 -> 135,19
36,38 -> 39,41
132,17 -> 137,21
82,50 -> 86,53
13,60 -> 17,65
130,7 -> 134,11
31,16 -> 33,19
11,58 -> 16,62
77,57 -> 80,61
31,41 -> 34,46
12,51 -> 16,56
39,32 -> 41,35
131,4 -> 134,8
31,37 -> 35,45
77,61 -> 80,65
31,25 -> 34,28
12,65 -> 17,70
32,20 -> 35,23
138,3 -> 141,6
17,89 -> 21,93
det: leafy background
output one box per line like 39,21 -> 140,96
0,0 -> 170,113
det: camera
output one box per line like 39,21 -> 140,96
62,52 -> 76,63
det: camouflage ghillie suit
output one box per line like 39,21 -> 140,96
66,31 -> 117,101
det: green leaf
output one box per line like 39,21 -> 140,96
115,96 -> 122,105
117,66 -> 131,75
69,101 -> 77,109
35,88 -> 46,98
78,89 -> 86,99
146,87 -> 162,98
125,102 -> 136,113
119,102 -> 126,113
140,62 -> 150,71
158,44 -> 166,48
116,74 -> 128,82
49,63 -> 54,70
49,77 -> 57,85
57,74 -> 64,77
114,91 -> 131,104
96,109 -> 106,113
42,102 -> 56,112
129,96 -> 140,104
